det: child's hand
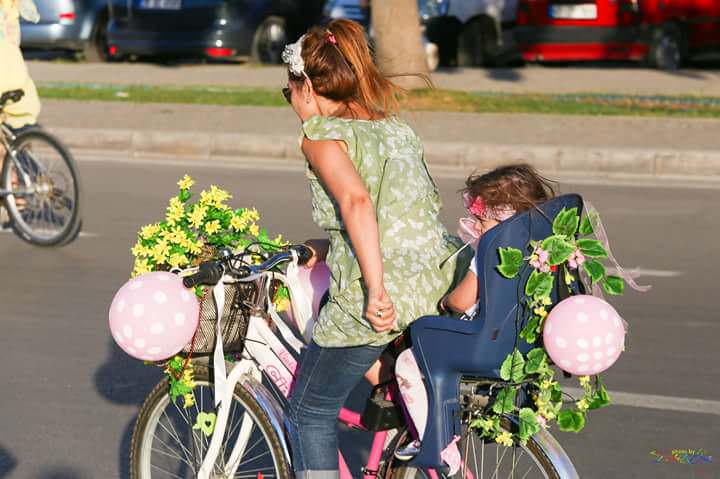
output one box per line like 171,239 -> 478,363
366,287 -> 396,332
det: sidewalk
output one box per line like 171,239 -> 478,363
28,61 -> 720,96
41,100 -> 720,179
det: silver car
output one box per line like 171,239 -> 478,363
20,0 -> 114,61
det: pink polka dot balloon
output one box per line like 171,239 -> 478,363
543,295 -> 626,376
108,272 -> 200,361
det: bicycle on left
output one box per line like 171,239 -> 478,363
0,89 -> 82,246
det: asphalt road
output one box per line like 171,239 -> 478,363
0,155 -> 718,479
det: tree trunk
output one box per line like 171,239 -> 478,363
371,0 -> 430,90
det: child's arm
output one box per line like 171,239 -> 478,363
442,270 -> 479,314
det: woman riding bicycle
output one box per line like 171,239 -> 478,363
282,18 -> 465,479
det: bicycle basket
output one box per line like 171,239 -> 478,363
182,281 -> 259,356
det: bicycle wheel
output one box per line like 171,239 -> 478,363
130,366 -> 291,479
388,417 -> 562,479
1,128 -> 82,246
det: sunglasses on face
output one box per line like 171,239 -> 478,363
282,87 -> 292,104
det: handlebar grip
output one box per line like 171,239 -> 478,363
182,262 -> 223,288
291,244 -> 313,266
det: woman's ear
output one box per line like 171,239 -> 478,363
303,78 -> 314,104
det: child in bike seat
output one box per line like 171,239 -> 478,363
394,163 -> 556,461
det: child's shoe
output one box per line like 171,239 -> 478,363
394,440 -> 421,461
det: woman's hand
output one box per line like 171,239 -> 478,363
365,286 -> 396,333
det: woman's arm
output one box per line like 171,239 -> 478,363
442,270 -> 479,314
302,137 -> 396,331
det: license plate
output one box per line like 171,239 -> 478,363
549,4 -> 598,20
140,0 -> 181,10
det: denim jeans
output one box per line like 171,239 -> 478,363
287,340 -> 386,478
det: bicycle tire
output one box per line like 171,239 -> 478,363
388,417 -> 561,479
1,128 -> 82,246
129,365 -> 291,479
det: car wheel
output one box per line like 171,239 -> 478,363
83,12 -> 113,62
251,16 -> 288,65
648,24 -> 685,70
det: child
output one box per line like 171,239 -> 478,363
394,163 -> 556,461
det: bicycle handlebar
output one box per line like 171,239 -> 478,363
0,90 -> 24,110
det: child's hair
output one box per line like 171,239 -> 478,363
289,19 -> 404,116
461,164 -> 556,215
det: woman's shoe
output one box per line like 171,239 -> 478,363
394,440 -> 421,461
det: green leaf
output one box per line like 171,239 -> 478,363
579,215 -> 594,236
550,383 -> 563,403
582,259 -> 606,285
520,316 -> 540,343
541,235 -> 577,266
603,275 -> 625,295
496,247 -> 523,279
518,408 -> 541,441
557,410 -> 586,432
526,270 -> 554,299
179,189 -> 192,203
500,349 -> 526,382
588,384 -> 611,410
552,208 -> 580,237
576,239 -> 608,259
525,348 -> 548,375
492,387 -> 517,414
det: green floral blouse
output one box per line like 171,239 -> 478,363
302,115 -> 467,347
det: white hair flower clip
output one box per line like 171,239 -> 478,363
282,34 -> 308,78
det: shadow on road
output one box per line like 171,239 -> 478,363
36,466 -> 89,479
0,444 -> 17,479
485,68 -> 524,83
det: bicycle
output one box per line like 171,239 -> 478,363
128,243 -> 579,479
0,89 -> 82,246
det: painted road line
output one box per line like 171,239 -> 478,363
606,267 -> 683,278
564,387 -> 720,416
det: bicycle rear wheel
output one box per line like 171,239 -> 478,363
1,128 -> 82,246
129,365 -> 291,479
389,417 -> 562,479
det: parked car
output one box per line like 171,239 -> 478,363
20,0 -> 117,61
105,0 -> 324,63
423,0 -> 519,66
514,0 -> 720,70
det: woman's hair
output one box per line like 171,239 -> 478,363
289,18 -> 404,116
462,164 -> 556,214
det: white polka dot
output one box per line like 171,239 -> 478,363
577,338 -> 589,349
174,313 -> 186,326
116,299 -> 126,313
127,346 -> 137,355
577,364 -> 589,372
148,347 -> 162,355
113,330 -> 124,344
574,297 -> 586,305
130,280 -> 143,290
592,336 -> 602,347
576,312 -> 589,323
133,304 -> 145,318
560,359 -> 572,368
150,322 -> 165,334
606,346 -> 617,356
134,338 -> 146,348
181,291 -> 191,303
555,337 -> 568,349
123,325 -> 133,338
153,291 -> 168,304
593,351 -> 604,360
577,353 -> 590,362
599,309 -> 609,321
612,316 -> 621,328
605,333 -> 614,345
593,362 -> 603,371
545,322 -> 553,334
158,275 -> 170,281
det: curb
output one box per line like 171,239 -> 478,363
50,127 -> 720,178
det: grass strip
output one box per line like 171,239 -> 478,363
37,82 -> 720,118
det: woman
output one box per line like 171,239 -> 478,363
283,19 -> 465,479
0,0 -> 41,130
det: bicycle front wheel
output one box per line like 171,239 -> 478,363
130,366 -> 291,479
389,417 -> 563,479
2,128 -> 82,246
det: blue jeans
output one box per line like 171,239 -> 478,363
287,340 -> 386,478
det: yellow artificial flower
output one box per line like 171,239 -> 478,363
248,223 -> 260,236
166,197 -> 185,225
579,375 -> 591,387
495,431 -> 514,447
230,214 -> 247,232
204,220 -> 221,235
273,234 -> 285,245
275,297 -> 290,313
168,253 -> 189,268
152,240 -> 171,264
209,185 -> 231,204
182,369 -> 195,389
131,242 -> 152,258
132,258 -> 152,278
533,306 -> 548,319
540,379 -> 554,390
576,398 -> 589,411
542,296 -> 553,306
140,224 -> 160,240
188,205 -> 207,229
565,270 -> 575,286
177,174 -> 195,190
246,208 -> 260,222
535,396 -> 548,409
183,392 -> 195,409
186,240 -> 203,256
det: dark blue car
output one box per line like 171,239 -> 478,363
106,0 -> 324,63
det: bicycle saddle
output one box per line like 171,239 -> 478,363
409,194 -> 584,469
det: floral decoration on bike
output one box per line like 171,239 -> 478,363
470,206 -> 634,446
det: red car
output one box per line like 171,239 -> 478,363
514,0 -> 720,69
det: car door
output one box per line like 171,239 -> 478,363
126,0 -> 226,31
27,0 -> 76,25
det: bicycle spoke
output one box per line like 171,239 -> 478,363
150,462 -> 186,479
157,411 -> 196,469
151,445 -> 195,469
490,445 -> 509,479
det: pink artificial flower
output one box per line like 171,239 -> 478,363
567,249 -> 586,270
463,192 -> 486,217
537,248 -> 549,264
537,415 -> 548,429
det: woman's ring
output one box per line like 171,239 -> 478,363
375,310 -> 383,318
